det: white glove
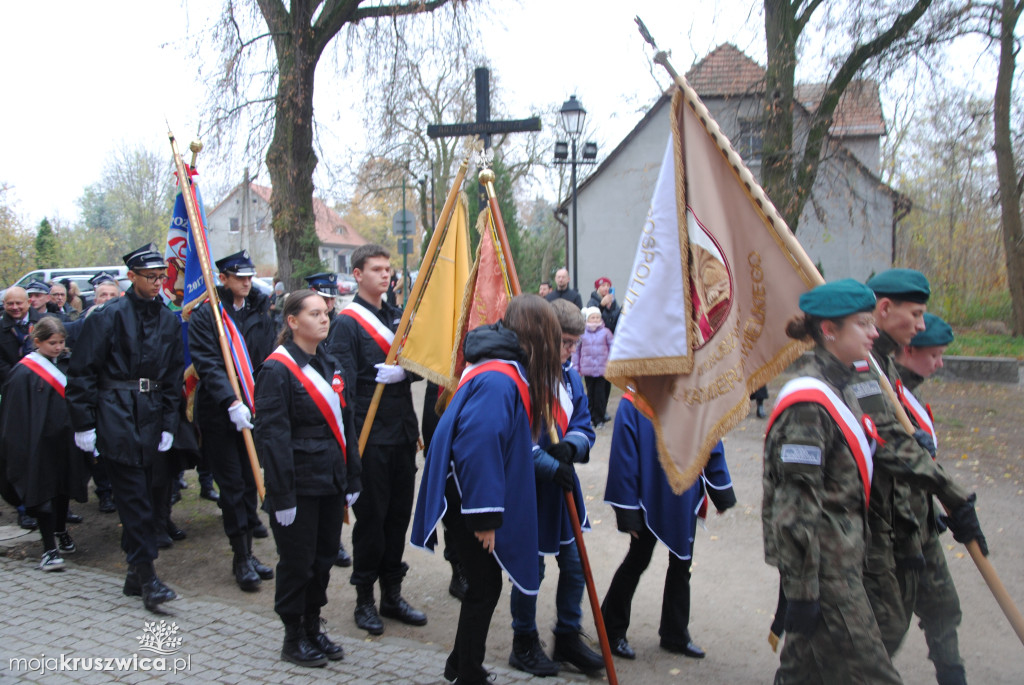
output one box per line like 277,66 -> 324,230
374,363 -> 407,384
228,402 -> 254,432
346,492 -> 360,507
75,429 -> 97,453
158,431 -> 174,452
275,507 -> 297,526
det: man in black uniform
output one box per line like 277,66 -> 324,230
327,244 -> 426,634
67,244 -> 184,612
188,250 -> 277,592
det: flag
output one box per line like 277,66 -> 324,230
605,87 -> 819,494
396,193 -> 472,386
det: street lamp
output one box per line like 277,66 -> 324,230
554,95 -> 597,291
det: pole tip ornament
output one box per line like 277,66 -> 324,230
189,140 -> 204,154
478,168 -> 496,185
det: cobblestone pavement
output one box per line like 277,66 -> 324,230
0,556 -> 572,684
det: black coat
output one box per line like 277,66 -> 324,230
545,287 -> 583,309
587,290 -> 621,333
0,308 -> 41,385
66,287 -> 184,467
0,353 -> 87,508
326,295 -> 419,446
253,340 -> 361,512
188,286 -> 277,421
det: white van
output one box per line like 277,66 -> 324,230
2,266 -> 130,305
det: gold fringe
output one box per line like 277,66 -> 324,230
671,91 -> 698,373
606,356 -> 691,379
396,357 -> 451,390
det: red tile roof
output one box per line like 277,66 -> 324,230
249,184 -> 368,248
796,81 -> 885,136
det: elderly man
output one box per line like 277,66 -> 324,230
49,283 -> 77,320
0,286 -> 41,384
544,268 -> 582,308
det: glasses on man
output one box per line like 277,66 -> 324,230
561,337 -> 579,350
136,273 -> 170,284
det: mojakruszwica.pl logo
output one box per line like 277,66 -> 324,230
8,620 -> 191,676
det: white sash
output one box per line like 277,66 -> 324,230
901,385 -> 937,445
343,302 -> 395,346
271,346 -> 343,439
24,351 -> 67,389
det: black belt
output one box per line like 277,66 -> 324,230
100,379 -> 163,393
294,425 -> 330,439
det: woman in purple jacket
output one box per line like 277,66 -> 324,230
572,307 -> 614,427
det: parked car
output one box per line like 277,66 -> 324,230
337,274 -> 357,296
1,266 -> 129,305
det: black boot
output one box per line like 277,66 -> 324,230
334,539 -> 352,567
247,531 -> 274,580
553,630 -> 604,673
281,616 -> 327,667
448,560 -> 468,601
230,536 -> 261,592
509,631 -> 560,676
354,584 -> 384,635
305,611 -> 344,661
136,564 -> 177,612
123,566 -> 142,597
380,580 -> 427,626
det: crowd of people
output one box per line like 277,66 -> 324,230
0,238 -> 987,684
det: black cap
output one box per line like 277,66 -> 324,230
215,250 -> 257,277
24,280 -> 51,295
123,243 -> 166,271
304,272 -> 338,297
88,272 -> 119,287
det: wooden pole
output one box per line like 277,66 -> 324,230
356,155 -> 472,455
168,132 -> 265,500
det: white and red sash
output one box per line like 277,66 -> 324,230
19,352 -> 66,398
553,383 -> 572,437
766,377 -> 874,507
896,380 -> 937,448
458,359 -> 531,425
341,302 -> 395,356
266,346 -> 347,460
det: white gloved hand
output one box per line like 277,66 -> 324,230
228,402 -> 254,432
75,429 -> 97,453
275,507 -> 297,527
346,492 -> 360,507
374,363 -> 407,384
158,431 -> 174,452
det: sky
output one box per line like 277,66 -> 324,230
0,1 -> 1000,228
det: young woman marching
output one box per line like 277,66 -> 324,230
412,294 -> 563,685
762,279 -> 901,684
253,290 -> 362,668
0,317 -> 87,570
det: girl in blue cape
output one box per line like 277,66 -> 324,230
412,294 -> 563,685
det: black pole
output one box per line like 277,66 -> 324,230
570,138 -> 578,291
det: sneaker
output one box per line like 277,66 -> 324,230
57,531 -> 77,554
40,549 -> 65,571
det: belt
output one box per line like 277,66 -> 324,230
100,378 -> 163,393
294,425 -> 331,439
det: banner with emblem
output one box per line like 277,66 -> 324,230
605,84 -> 821,494
161,167 -> 210,318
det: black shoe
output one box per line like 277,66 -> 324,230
170,490 -> 181,505
18,512 -> 37,531
380,583 -> 427,626
334,541 -> 352,567
553,631 -> 604,673
141,576 -> 178,612
448,561 -> 468,601
124,568 -> 142,596
354,585 -> 384,635
305,615 -> 344,661
249,554 -> 274,580
660,633 -> 705,659
233,553 -> 261,592
251,522 -> 268,538
444,657 -> 458,682
66,510 -> 84,524
509,631 -> 560,676
282,620 -> 327,667
155,534 -> 173,550
200,487 -> 220,502
166,521 -> 186,541
610,636 -> 635,659
603,414 -> 612,423
98,494 -> 116,513
177,473 -> 189,489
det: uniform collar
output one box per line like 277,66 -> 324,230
813,345 -> 854,388
353,294 -> 387,320
874,329 -> 899,359
283,339 -> 314,367
894,362 -> 925,391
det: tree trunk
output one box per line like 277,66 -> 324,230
994,0 -> 1024,336
762,0 -> 800,230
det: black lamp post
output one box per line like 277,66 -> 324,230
554,95 -> 598,291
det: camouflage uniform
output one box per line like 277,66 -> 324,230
893,362 -> 966,685
763,347 -> 901,685
853,330 -> 970,660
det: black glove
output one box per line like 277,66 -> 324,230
941,493 -> 989,556
783,599 -> 820,636
553,462 -> 575,491
934,513 -> 948,534
913,429 -> 937,459
547,441 -> 576,464
895,555 -> 926,571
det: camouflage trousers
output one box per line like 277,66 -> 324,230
864,543 -> 911,656
775,574 -> 901,685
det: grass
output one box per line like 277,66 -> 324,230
946,330 -> 1024,359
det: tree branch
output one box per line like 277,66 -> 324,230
794,0 -> 825,33
351,0 -> 453,22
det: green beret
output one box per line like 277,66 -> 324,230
911,313 -> 954,347
866,268 -> 930,304
799,279 -> 877,319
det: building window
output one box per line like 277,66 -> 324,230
229,217 -> 240,233
256,217 -> 266,232
737,119 -> 763,165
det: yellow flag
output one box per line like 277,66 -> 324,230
396,193 -> 472,386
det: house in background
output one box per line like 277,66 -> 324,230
206,178 -> 369,277
569,43 -> 904,296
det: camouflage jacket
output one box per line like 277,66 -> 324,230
894,361 -> 942,543
762,347 -> 872,602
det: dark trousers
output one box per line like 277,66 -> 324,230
443,505 -> 503,683
203,423 -> 259,540
106,461 -> 158,568
350,442 -> 416,587
27,495 -> 70,553
584,376 -> 610,424
270,493 -> 344,617
601,527 -> 693,644
87,454 -> 112,499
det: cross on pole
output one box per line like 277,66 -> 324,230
427,67 -> 542,209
